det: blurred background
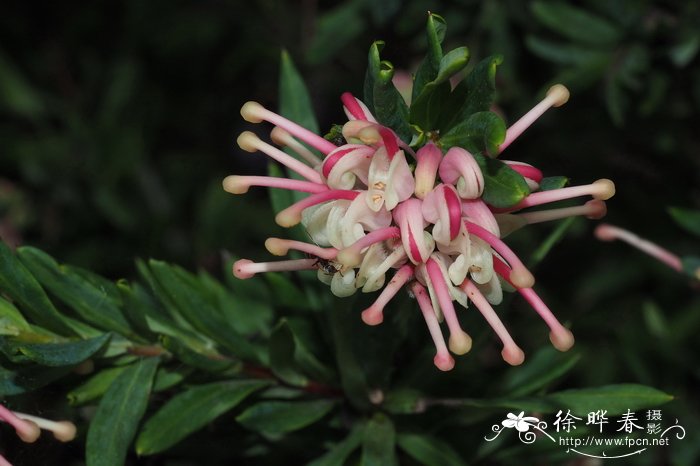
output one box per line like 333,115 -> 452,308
1,0 -> 699,464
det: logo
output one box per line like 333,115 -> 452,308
484,409 -> 686,459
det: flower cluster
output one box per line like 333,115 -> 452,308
225,86 -> 614,371
0,403 -> 76,466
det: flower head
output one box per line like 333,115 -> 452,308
226,86 -> 614,371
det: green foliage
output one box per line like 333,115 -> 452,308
86,358 -> 159,466
136,380 -> 270,455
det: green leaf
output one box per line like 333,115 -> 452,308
160,335 -> 234,373
269,319 -> 308,386
444,55 -> 502,132
236,399 -> 335,436
0,296 -> 32,335
668,206 -> 700,237
0,50 -> 45,118
362,413 -> 397,466
501,347 -> 581,397
412,12 -> 446,102
410,47 -> 470,132
68,366 -> 128,405
305,2 -> 365,65
474,154 -> 530,208
531,1 -> 621,47
198,270 -> 272,337
526,36 -> 610,66
328,302 -> 370,410
397,433 -> 466,466
279,49 -> 319,134
0,241 -> 74,335
136,380 -> 270,455
529,217 -> 578,266
363,41 -> 411,141
86,357 -> 159,466
0,364 -> 71,396
383,388 -> 423,415
3,333 -> 110,366
539,176 -> 570,191
681,256 -> 700,280
17,247 -> 134,337
548,384 -> 673,416
440,111 -> 505,156
147,260 -> 259,361
308,423 -> 364,466
435,47 -> 470,85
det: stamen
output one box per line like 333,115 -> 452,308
361,265 -> 414,325
464,221 -> 535,288
493,257 -> 574,351
500,84 -> 570,152
13,412 -> 76,442
0,404 -> 40,443
240,101 -> 337,155
495,179 -> 616,213
222,175 -> 328,194
237,131 -> 323,183
518,200 -> 607,224
461,280 -> 525,365
336,227 -> 400,267
270,127 -> 322,166
426,258 -> 472,355
411,282 -> 455,371
594,224 -> 683,273
233,258 -> 318,279
264,238 -> 337,259
275,190 -> 360,227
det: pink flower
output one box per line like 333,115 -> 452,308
225,88 -> 615,371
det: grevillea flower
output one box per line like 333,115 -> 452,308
0,403 -> 76,466
225,86 -> 615,371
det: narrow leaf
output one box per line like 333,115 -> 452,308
9,333 -> 110,366
0,242 -> 74,334
137,380 -> 270,455
269,319 -> 309,386
362,413 -> 397,466
531,1 -> 621,47
236,399 -> 335,436
279,49 -> 319,134
68,366 -> 127,405
17,247 -> 133,336
501,347 -> 581,397
548,384 -> 673,416
86,357 -> 159,466
397,433 -> 466,466
308,423 -> 364,466
668,206 -> 700,237
412,13 -> 446,101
